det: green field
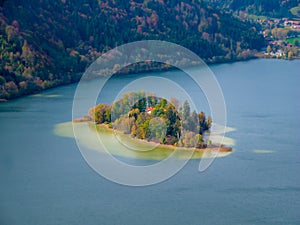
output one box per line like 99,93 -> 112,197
290,6 -> 300,17
286,37 -> 300,45
246,14 -> 268,21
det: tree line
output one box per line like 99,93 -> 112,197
88,91 -> 212,148
0,0 -> 265,100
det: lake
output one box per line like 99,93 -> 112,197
0,59 -> 300,225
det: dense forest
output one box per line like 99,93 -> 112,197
0,0 -> 265,100
205,0 -> 300,17
88,91 -> 212,148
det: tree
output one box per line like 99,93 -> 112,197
114,116 -> 134,134
153,98 -> 167,117
104,106 -> 112,123
149,117 -> 166,143
267,45 -> 271,54
89,103 -> 110,123
271,28 -> 278,39
288,51 -> 293,59
181,131 -> 198,148
1,0 -> 266,100
135,112 -> 151,139
195,134 -> 205,148
88,91 -> 212,148
170,97 -> 179,109
0,76 -> 6,85
183,100 -> 190,121
128,108 -> 140,120
206,115 -> 212,130
131,123 -> 137,137
134,94 -> 147,112
165,103 -> 180,138
147,94 -> 158,107
198,111 -> 206,134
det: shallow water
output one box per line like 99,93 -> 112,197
0,59 -> 300,224
54,122 -> 233,161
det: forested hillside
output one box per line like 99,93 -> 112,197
0,0 -> 264,100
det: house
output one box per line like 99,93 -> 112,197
293,25 -> 300,30
146,107 -> 154,114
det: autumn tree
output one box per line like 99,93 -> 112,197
88,92 -> 212,148
89,104 -> 111,123
267,45 -> 272,54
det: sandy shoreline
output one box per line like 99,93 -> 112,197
74,119 -> 233,153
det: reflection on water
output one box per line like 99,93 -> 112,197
33,94 -> 61,98
253,149 -> 275,154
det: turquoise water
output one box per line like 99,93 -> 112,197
0,59 -> 300,224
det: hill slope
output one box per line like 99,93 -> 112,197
0,0 -> 264,100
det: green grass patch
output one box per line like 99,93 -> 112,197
290,6 -> 300,17
286,37 -> 300,45
246,14 -> 268,21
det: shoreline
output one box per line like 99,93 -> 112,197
4,56 -> 300,104
255,52 -> 300,60
1,57 -> 299,103
77,120 -> 233,153
0,56 -> 267,102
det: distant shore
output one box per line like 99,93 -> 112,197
4,55 -> 296,103
0,55 -> 259,102
255,52 -> 300,60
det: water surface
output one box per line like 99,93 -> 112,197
0,59 -> 299,225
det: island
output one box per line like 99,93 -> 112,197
78,91 -> 232,153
